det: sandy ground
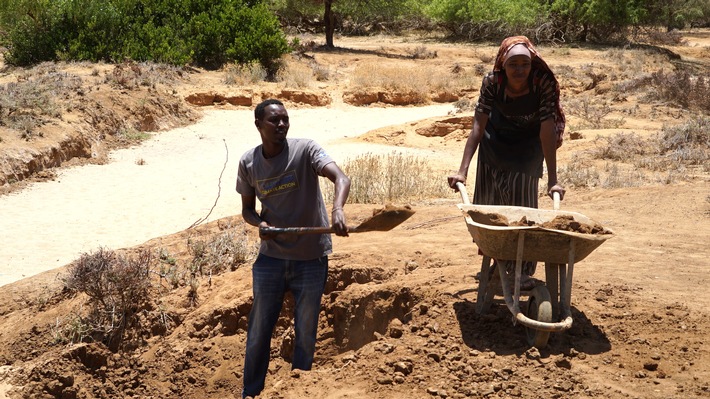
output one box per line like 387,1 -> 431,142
0,104 -> 453,287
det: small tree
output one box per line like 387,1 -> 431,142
641,0 -> 707,31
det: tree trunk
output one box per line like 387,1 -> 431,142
324,0 -> 335,48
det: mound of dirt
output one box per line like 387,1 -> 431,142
467,210 -> 611,235
540,215 -> 610,235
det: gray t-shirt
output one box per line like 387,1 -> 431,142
236,138 -> 334,260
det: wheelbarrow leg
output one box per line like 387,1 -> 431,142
545,262 -> 560,321
476,256 -> 494,314
559,241 -> 576,322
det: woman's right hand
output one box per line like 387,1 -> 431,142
547,184 -> 566,200
447,173 -> 466,190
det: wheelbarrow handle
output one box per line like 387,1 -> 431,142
455,182 -> 470,205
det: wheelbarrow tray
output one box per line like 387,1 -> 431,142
457,203 -> 614,264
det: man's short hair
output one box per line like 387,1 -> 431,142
255,99 -> 284,120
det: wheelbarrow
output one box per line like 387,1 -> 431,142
455,182 -> 614,347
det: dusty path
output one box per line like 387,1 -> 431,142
0,104 -> 453,287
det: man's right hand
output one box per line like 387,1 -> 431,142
258,221 -> 276,241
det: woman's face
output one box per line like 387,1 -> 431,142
504,55 -> 532,86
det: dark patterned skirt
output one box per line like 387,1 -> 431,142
473,159 -> 539,275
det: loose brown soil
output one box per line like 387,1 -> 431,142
467,210 -> 611,235
354,205 -> 415,232
1,32 -> 709,399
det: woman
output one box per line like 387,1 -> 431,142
447,36 -> 566,288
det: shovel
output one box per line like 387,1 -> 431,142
259,204 -> 415,235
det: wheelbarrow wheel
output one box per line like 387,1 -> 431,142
525,285 -> 553,348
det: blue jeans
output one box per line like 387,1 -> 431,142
242,254 -> 328,398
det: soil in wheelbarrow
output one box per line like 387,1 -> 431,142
468,210 -> 612,235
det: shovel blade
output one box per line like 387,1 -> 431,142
351,204 -> 415,232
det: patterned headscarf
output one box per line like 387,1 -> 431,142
494,36 -> 566,147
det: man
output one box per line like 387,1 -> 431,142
236,98 -> 351,398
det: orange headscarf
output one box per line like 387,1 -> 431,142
494,36 -> 565,147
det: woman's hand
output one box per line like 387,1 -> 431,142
548,184 -> 566,200
447,173 -> 466,190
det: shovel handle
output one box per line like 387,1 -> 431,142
553,191 -> 561,211
261,226 -> 367,235
260,226 -> 335,235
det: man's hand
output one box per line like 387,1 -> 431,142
258,221 -> 277,241
331,208 -> 348,237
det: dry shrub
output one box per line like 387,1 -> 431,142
322,152 -> 450,204
0,62 -> 82,138
592,132 -> 651,161
185,230 -> 255,305
311,63 -> 330,82
479,53 -> 494,64
349,62 -> 475,103
276,58 -> 315,88
640,29 -> 687,46
565,97 -> 624,129
223,61 -> 267,85
63,248 -> 153,350
453,98 -> 475,114
647,69 -> 710,111
105,62 -> 186,90
558,154 -> 601,189
657,116 -> 709,169
188,230 -> 256,276
561,116 -> 708,188
615,74 -> 653,93
408,45 -> 437,60
602,163 -> 644,188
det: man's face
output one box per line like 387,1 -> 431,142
256,104 -> 290,146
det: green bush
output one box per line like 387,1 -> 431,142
0,0 -> 289,69
267,0 -> 431,36
425,0 -> 547,40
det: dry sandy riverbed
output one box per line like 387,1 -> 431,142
0,104 -> 453,287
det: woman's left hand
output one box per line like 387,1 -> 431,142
548,184 -> 565,200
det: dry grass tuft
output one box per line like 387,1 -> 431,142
276,57 -> 317,88
558,154 -> 601,189
188,230 -> 256,276
0,62 -> 83,139
322,152 -> 450,204
105,62 -> 186,90
223,62 -> 267,85
565,97 -> 625,129
349,62 -> 476,104
647,69 -> 710,112
408,45 -> 437,59
560,116 -> 709,188
591,132 -> 651,161
657,116 -> 710,170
